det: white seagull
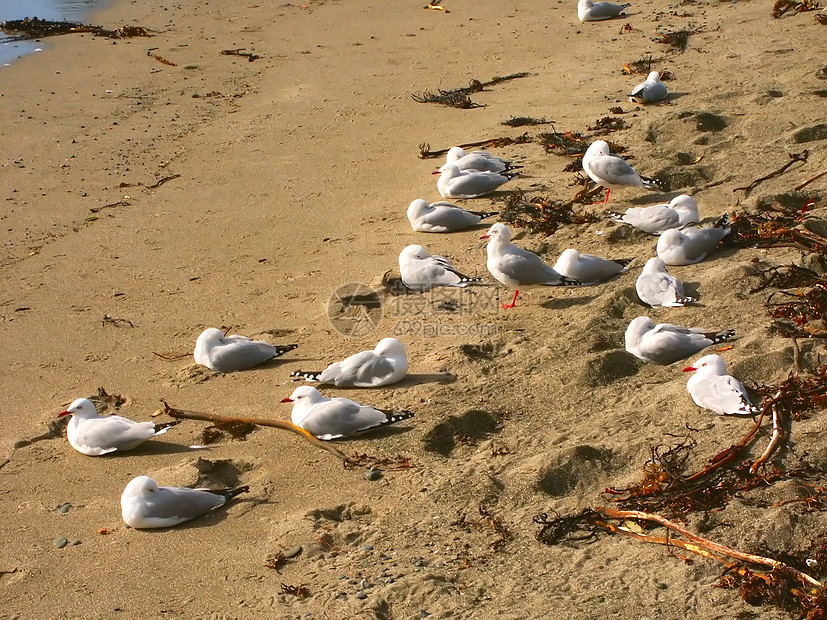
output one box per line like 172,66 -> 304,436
629,71 -> 668,104
656,217 -> 731,266
607,194 -> 699,235
121,475 -> 249,529
194,327 -> 298,373
636,257 -> 697,307
578,0 -> 631,22
291,337 -> 408,388
438,146 -> 518,174
436,164 -> 514,199
280,386 -> 414,440
59,398 -> 181,456
481,222 -> 581,309
683,354 -> 760,416
552,249 -> 632,285
625,316 -> 735,365
399,244 -> 482,291
407,198 -> 498,233
583,140 -> 660,204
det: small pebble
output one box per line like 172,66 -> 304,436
359,579 -> 371,589
70,539 -> 81,546
355,591 -> 367,600
419,612 -> 431,618
53,537 -> 68,549
361,544 -> 373,551
57,503 -> 71,514
364,468 -> 382,482
283,545 -> 302,559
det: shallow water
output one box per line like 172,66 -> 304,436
1,0 -> 108,66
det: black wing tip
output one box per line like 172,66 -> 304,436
714,213 -> 730,229
675,296 -> 698,305
709,329 -> 736,343
273,344 -> 300,358
224,485 -> 250,501
290,369 -> 320,381
473,210 -> 500,220
378,409 -> 416,425
562,276 -> 583,286
606,210 -> 625,221
616,258 -> 634,267
155,419 -> 182,432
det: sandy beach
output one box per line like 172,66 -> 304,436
1,0 -> 826,617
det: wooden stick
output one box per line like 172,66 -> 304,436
595,507 -> 823,588
750,404 -> 785,473
156,400 -> 349,462
795,169 -> 827,191
733,151 -> 809,197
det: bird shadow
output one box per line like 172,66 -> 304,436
394,373 -> 457,387
626,192 -> 686,206
540,294 -> 598,310
664,91 -> 690,101
336,424 -> 417,441
118,440 -> 213,457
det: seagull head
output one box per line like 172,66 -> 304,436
480,222 -> 511,243
407,199 -> 430,219
683,354 -> 726,375
583,140 -> 611,167
58,398 -> 98,419
647,71 -> 661,83
642,256 -> 668,275
281,385 -> 324,405
399,244 -> 429,264
374,337 -> 406,357
445,146 -> 467,164
122,475 -> 159,499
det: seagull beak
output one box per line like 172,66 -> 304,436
280,397 -> 293,403
431,169 -> 441,175
479,234 -> 490,239
682,366 -> 696,373
58,409 -> 71,417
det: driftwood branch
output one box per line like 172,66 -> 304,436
733,150 -> 809,197
155,400 -> 349,462
595,507 -> 824,589
795,169 -> 827,191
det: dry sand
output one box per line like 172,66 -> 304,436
1,0 -> 826,617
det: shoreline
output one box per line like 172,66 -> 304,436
1,0 -> 825,617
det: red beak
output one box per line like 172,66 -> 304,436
58,409 -> 71,418
682,366 -> 696,373
479,234 -> 490,239
280,397 -> 293,403
431,169 -> 441,175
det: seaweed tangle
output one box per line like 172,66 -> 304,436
1,17 -> 152,39
412,72 -> 530,108
500,190 -> 600,235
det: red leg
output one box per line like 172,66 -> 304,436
603,187 -> 611,204
502,290 -> 519,309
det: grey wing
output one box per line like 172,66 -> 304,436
422,206 -> 481,232
699,376 -> 756,415
588,2 -> 627,18
636,273 -> 679,306
448,172 -> 507,197
681,229 -> 729,262
499,249 -> 567,286
320,351 -> 388,386
589,155 -> 641,187
624,205 -> 678,234
641,325 -> 710,364
301,399 -> 387,439
212,340 -> 278,372
149,487 -> 226,522
78,417 -> 156,453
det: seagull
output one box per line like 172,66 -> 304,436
636,257 -> 697,307
194,328 -> 298,373
607,194 -> 699,235
629,71 -> 668,104
291,337 -> 408,387
399,244 -> 483,291
656,216 -> 731,266
437,146 -> 520,174
625,316 -> 735,365
58,398 -> 181,456
578,0 -> 631,22
481,222 -> 581,309
121,475 -> 249,529
552,249 -> 632,285
683,354 -> 761,416
407,198 -> 498,233
280,386 -> 414,440
436,164 -> 515,199
582,140 -> 661,204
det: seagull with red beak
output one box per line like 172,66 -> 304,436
683,354 -> 760,416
